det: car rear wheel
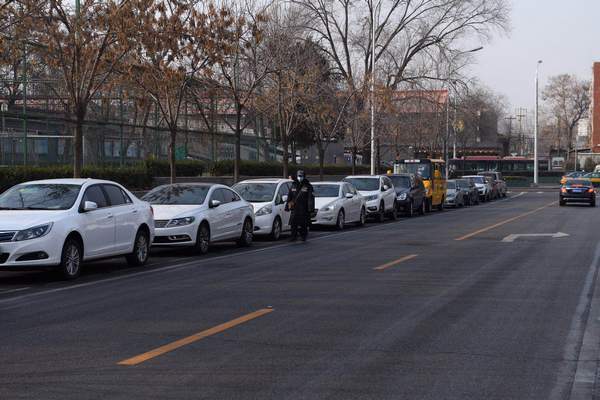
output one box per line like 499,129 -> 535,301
336,210 -> 345,230
376,202 -> 385,223
59,238 -> 82,280
237,218 -> 253,247
419,200 -> 426,215
126,229 -> 150,266
406,201 -> 414,217
389,201 -> 399,220
425,198 -> 432,213
271,217 -> 282,241
437,199 -> 444,211
358,207 -> 366,226
195,224 -> 210,254
591,200 -> 596,207
559,200 -> 566,207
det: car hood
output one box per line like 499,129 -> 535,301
357,190 -> 380,198
395,188 -> 410,195
0,210 -> 66,230
152,204 -> 205,220
315,197 -> 338,210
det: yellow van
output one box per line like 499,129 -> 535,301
395,159 -> 447,212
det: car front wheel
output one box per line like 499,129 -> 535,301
271,217 -> 282,241
60,238 -> 82,280
195,224 -> 210,254
336,210 -> 345,230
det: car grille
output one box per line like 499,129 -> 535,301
154,220 -> 169,229
0,231 -> 16,242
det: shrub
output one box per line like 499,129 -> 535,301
145,159 -> 205,177
209,160 -> 370,177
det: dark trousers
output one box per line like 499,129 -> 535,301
290,219 -> 308,239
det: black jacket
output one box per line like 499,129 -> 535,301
287,179 -> 315,220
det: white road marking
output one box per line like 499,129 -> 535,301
0,287 -> 31,295
502,232 -> 570,243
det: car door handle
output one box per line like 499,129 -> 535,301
107,214 -> 114,219
132,210 -> 138,214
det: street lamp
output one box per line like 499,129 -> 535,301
370,0 -> 381,175
534,60 -> 542,186
1,102 -> 7,134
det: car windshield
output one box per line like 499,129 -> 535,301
232,183 -> 277,203
142,185 -> 209,205
397,163 -> 431,179
390,176 -> 411,189
0,183 -> 81,210
466,176 -> 485,184
447,181 -> 456,189
457,179 -> 469,188
566,179 -> 591,187
313,184 -> 340,198
344,178 -> 379,191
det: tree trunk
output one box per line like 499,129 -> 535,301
169,127 -> 177,184
317,142 -> 325,182
234,108 -> 242,184
282,129 -> 289,178
351,147 -> 357,175
73,114 -> 84,178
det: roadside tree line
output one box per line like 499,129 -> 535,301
0,0 -> 509,182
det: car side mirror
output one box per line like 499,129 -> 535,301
83,201 -> 98,212
282,195 -> 288,203
209,199 -> 221,208
345,193 -> 354,199
383,185 -> 389,191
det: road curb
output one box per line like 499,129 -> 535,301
568,242 -> 600,400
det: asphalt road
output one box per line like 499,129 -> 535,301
1,191 -> 600,400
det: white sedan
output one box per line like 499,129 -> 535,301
0,179 -> 154,279
311,182 -> 366,229
232,178 -> 292,240
142,183 -> 255,253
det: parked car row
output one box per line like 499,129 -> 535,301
445,172 -> 507,208
0,171 -> 508,280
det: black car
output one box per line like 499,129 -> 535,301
388,173 -> 426,217
560,179 -> 596,207
456,178 -> 479,206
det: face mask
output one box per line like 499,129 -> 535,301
298,176 -> 304,182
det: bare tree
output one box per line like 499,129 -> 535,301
214,0 -> 270,183
126,0 -> 236,183
543,74 -> 591,161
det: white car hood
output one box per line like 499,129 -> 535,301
358,190 -> 380,198
315,197 -> 338,210
251,201 -> 271,211
152,204 -> 205,220
0,210 -> 64,231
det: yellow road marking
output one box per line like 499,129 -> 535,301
374,254 -> 419,271
455,201 -> 556,241
118,308 -> 274,366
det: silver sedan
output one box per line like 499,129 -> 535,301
311,182 -> 367,230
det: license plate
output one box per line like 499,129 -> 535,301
573,189 -> 583,193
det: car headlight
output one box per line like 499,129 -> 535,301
255,204 -> 273,216
321,202 -> 335,212
14,222 -> 53,241
365,195 -> 378,201
166,217 -> 195,227
397,193 -> 407,201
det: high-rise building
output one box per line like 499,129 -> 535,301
592,62 -> 600,150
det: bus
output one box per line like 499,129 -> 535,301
394,159 -> 446,212
449,156 -> 550,176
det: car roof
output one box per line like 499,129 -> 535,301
387,173 -> 413,177
313,181 -> 342,185
22,178 -> 117,186
236,178 -> 291,184
345,175 -> 382,179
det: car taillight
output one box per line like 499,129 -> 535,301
589,188 -> 595,193
561,188 -> 567,193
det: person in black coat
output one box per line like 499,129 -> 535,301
286,170 -> 314,241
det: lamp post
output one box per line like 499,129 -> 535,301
370,0 -> 380,175
534,60 -> 542,186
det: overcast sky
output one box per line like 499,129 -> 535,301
468,0 -> 600,115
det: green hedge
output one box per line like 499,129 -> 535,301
210,160 -> 370,177
0,165 -> 152,192
144,159 -> 205,177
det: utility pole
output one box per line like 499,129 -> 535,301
370,1 -> 379,175
505,116 -> 516,155
516,108 -> 527,155
534,60 -> 542,186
